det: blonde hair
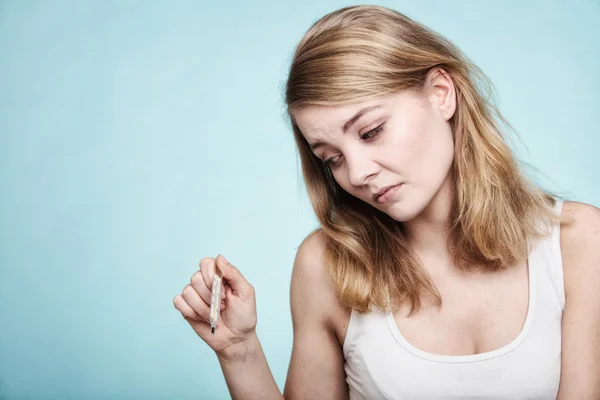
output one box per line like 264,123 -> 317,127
285,5 -> 568,314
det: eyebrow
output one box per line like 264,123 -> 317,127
308,105 -> 382,151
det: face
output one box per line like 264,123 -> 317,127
293,69 -> 457,222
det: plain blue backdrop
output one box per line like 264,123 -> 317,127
0,1 -> 598,399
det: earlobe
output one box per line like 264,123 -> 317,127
441,84 -> 457,121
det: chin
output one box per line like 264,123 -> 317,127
383,198 -> 430,223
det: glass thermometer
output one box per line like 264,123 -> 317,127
209,265 -> 223,335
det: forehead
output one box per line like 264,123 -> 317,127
292,89 -> 421,143
293,97 -> 383,140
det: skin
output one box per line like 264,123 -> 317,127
173,68 -> 600,399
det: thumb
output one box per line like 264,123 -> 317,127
216,254 -> 251,295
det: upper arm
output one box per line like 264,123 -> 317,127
283,231 -> 349,400
557,201 -> 600,399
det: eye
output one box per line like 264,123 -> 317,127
360,123 -> 385,140
323,155 -> 341,168
322,123 -> 385,169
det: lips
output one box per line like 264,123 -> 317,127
375,184 -> 403,204
373,185 -> 398,202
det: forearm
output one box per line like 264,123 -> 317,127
217,333 -> 284,400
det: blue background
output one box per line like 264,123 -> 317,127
0,1 -> 598,399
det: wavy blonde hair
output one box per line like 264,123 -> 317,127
285,5 -> 568,314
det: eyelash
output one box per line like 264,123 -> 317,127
323,123 -> 385,167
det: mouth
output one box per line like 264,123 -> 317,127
373,184 -> 402,203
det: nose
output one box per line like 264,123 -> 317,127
346,150 -> 378,187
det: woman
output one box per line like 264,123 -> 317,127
173,5 -> 600,399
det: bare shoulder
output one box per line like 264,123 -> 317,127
561,200 -> 600,229
284,229 -> 350,399
560,200 -> 600,302
555,203 -> 600,396
291,229 -> 341,327
560,201 -> 600,276
293,229 -> 328,280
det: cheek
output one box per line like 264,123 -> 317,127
397,121 -> 454,182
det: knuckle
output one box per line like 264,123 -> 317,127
199,257 -> 213,269
230,265 -> 242,278
191,271 -> 203,285
183,284 -> 195,297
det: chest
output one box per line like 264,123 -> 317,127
333,257 -> 530,356
340,254 -> 564,400
393,258 -> 530,356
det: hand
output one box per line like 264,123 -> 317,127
173,254 -> 257,357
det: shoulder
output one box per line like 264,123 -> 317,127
285,230 -> 350,398
291,229 -> 343,328
560,200 -> 600,297
561,200 -> 600,231
295,229 -> 328,270
556,201 -> 600,395
560,201 -> 600,260
292,229 -> 330,292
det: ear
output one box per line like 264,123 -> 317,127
425,68 -> 456,121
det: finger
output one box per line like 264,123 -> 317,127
190,270 -> 212,305
216,254 -> 252,296
173,294 -> 201,321
224,283 -> 233,300
199,257 -> 228,301
181,284 -> 210,322
199,257 -> 217,292
221,281 -> 229,299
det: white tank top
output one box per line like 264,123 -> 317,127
343,200 -> 565,399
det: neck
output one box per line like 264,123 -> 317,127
401,174 -> 454,256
